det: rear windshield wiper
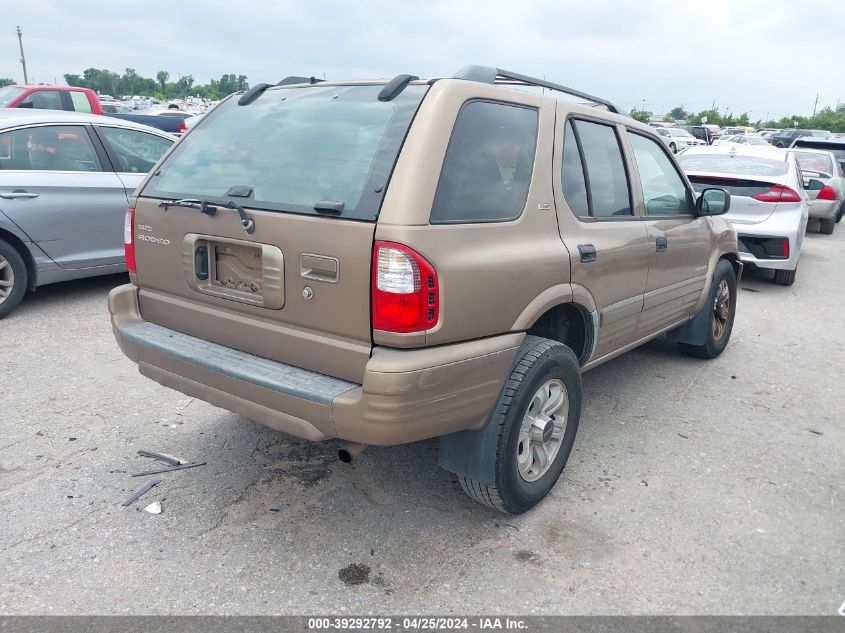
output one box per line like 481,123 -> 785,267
158,198 -> 255,234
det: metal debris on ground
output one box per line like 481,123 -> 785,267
121,478 -> 163,507
137,449 -> 185,466
131,461 -> 207,477
144,501 -> 162,514
269,503 -> 285,512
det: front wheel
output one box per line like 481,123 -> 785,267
679,259 -> 737,359
459,336 -> 581,515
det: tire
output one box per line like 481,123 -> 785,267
0,239 -> 28,319
669,142 -> 677,153
835,203 -> 843,224
819,218 -> 835,234
459,336 -> 581,515
678,259 -> 737,359
773,267 -> 797,286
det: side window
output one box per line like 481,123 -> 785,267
0,126 -> 101,172
573,120 -> 632,218
561,121 -> 590,217
97,126 -> 173,173
628,132 -> 692,216
430,100 -> 538,223
69,91 -> 92,113
17,90 -> 64,111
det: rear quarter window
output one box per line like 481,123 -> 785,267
430,100 -> 538,224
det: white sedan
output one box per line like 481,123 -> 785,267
714,134 -> 770,147
678,145 -> 809,286
655,127 -> 706,153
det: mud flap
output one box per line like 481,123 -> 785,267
665,301 -> 711,346
437,391 -> 507,486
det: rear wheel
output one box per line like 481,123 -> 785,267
679,259 -> 737,359
819,218 -> 835,234
459,336 -> 581,515
0,239 -> 27,319
773,267 -> 797,286
835,203 -> 843,224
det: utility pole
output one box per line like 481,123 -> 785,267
16,26 -> 29,84
813,93 -> 819,116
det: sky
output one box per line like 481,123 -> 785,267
1,0 -> 844,120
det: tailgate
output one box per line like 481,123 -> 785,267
133,195 -> 374,383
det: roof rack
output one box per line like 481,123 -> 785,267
277,76 -> 323,86
452,65 -> 623,114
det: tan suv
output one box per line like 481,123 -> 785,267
109,66 -> 741,514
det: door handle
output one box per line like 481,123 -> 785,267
578,244 -> 597,263
655,236 -> 668,253
0,191 -> 39,199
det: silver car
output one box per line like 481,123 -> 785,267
678,145 -> 809,286
0,110 -> 175,318
791,149 -> 844,234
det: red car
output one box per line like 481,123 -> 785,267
0,84 -> 104,115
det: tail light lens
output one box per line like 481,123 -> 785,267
124,207 -> 136,275
817,185 -> 837,201
178,120 -> 187,134
751,185 -> 801,203
372,241 -> 439,333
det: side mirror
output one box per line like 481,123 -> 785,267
696,188 -> 731,216
806,178 -> 824,191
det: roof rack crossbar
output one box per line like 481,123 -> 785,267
452,65 -> 622,114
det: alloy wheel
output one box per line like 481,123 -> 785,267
712,279 -> 731,341
0,254 -> 14,306
516,379 -> 569,482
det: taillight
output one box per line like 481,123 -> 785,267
124,207 -> 136,275
178,120 -> 187,134
372,241 -> 439,333
817,185 -> 837,201
751,185 -> 801,203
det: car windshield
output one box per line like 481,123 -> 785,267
746,137 -> 769,146
671,129 -> 693,138
678,153 -> 789,177
0,86 -> 25,108
143,84 -> 428,221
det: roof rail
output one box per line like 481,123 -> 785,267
277,76 -> 323,86
452,65 -> 623,114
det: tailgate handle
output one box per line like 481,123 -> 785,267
300,254 -> 339,283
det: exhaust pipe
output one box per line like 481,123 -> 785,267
338,442 -> 367,463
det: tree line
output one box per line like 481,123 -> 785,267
629,104 -> 845,132
59,68 -> 249,101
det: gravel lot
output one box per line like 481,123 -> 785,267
1,223 -> 843,615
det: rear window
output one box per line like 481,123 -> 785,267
142,84 -> 427,221
795,152 -> 834,177
0,86 -> 25,108
678,154 -> 788,177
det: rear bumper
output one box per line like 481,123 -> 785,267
734,209 -> 806,271
109,284 -> 521,445
808,199 -> 839,221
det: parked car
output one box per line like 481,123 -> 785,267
769,128 -> 818,148
678,146 -> 808,285
100,102 -> 135,114
0,84 -> 105,115
0,110 -> 175,318
655,126 -> 706,153
714,133 -> 770,147
108,66 -> 740,515
792,149 -> 844,233
682,125 -> 714,145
